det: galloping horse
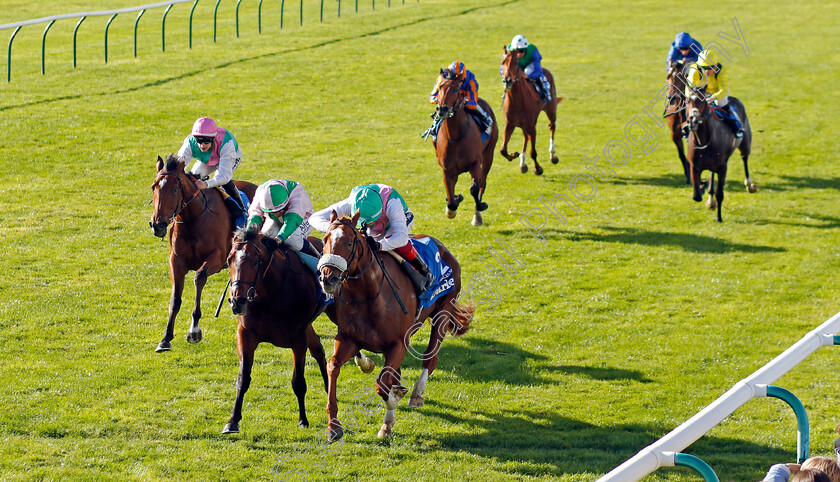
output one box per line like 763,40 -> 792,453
432,73 -> 498,226
686,89 -> 755,222
221,228 -> 330,433
664,60 -> 691,184
149,154 -> 257,351
499,47 -> 562,175
318,211 -> 474,441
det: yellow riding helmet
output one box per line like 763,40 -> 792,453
696,49 -> 719,68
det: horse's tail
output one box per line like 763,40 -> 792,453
445,297 -> 475,336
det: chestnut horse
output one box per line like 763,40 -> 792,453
318,211 -> 474,441
149,154 -> 257,352
221,228 -> 330,433
433,73 -> 498,226
686,89 -> 755,222
499,47 -> 562,175
664,60 -> 691,184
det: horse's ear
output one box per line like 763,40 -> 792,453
175,159 -> 185,173
440,68 -> 445,75
351,209 -> 361,226
156,156 -> 164,172
504,46 -> 509,54
329,210 -> 338,223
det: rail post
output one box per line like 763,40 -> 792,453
105,14 -> 118,63
162,4 -> 174,51
73,17 -> 86,68
41,20 -> 56,75
189,0 -> 199,48
134,9 -> 146,57
8,26 -> 21,82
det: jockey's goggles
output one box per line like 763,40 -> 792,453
194,136 -> 214,144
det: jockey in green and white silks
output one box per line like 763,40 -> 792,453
248,178 -> 321,248
310,183 -> 435,295
178,117 -> 246,217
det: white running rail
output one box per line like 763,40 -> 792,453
599,310 -> 840,481
0,1 -> 194,31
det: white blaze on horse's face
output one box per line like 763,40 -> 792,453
328,228 -> 344,245
158,177 -> 168,189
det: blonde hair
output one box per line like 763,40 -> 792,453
802,456 -> 840,482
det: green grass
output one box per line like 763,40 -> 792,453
1,0 -> 839,480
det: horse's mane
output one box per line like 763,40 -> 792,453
235,226 -> 259,242
163,153 -> 197,179
441,68 -> 455,80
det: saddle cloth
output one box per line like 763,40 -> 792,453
410,237 -> 455,309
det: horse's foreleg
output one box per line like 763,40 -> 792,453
741,150 -> 757,193
376,344 -> 408,439
354,351 -> 375,373
443,170 -> 462,218
519,135 -> 530,174
407,313 -> 447,408
691,165 -> 704,203
499,122 -> 518,161
325,336 -> 358,442
291,334 -> 310,428
222,325 -> 257,434
156,257 -> 187,352
716,168 -> 727,223
188,254 -> 223,343
306,325 -> 329,392
670,118 -> 690,184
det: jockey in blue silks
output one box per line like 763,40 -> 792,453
666,32 -> 702,70
505,35 -> 552,102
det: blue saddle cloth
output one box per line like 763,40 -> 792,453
411,237 -> 455,309
424,116 -> 489,143
223,189 -> 252,230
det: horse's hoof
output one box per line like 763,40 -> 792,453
356,357 -> 375,373
445,208 -> 457,219
692,196 -> 703,203
222,422 -> 239,434
408,396 -> 424,408
377,425 -> 392,439
520,164 -> 528,174
298,419 -> 309,429
186,329 -> 202,344
535,165 -> 544,176
327,426 -> 344,443
476,202 -> 488,212
471,213 -> 483,226
155,341 -> 171,352
707,198 -> 717,210
748,183 -> 757,193
550,155 -> 559,165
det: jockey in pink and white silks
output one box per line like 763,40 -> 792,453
178,117 -> 246,218
246,180 -> 322,271
310,183 -> 435,295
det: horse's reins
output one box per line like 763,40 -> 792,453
321,220 -> 408,314
688,97 -> 713,150
154,171 -> 209,225
229,238 -> 285,303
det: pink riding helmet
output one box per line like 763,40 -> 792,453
191,117 -> 218,137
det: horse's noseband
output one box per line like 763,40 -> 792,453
230,240 -> 264,303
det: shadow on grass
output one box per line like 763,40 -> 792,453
611,173 -> 691,189
761,175 -> 840,192
427,407 -> 791,480
497,226 -> 785,254
546,365 -> 654,383
753,212 -> 840,230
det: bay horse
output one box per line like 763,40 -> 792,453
433,72 -> 498,226
318,211 -> 474,441
664,60 -> 691,184
499,47 -> 562,175
149,154 -> 257,352
686,88 -> 756,222
221,228 -> 330,433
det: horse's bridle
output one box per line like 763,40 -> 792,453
229,239 -> 274,303
152,171 -> 206,224
318,220 -> 371,283
687,92 -> 713,149
433,79 -> 465,121
500,54 -> 526,90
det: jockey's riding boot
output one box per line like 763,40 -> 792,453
726,105 -> 745,138
222,181 -> 245,220
539,75 -> 552,102
474,105 -> 493,136
302,239 -> 322,259
410,256 -> 435,293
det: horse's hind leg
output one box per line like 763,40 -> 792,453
188,255 -> 223,343
291,334 -> 310,428
740,141 -> 757,193
706,172 -> 718,210
156,257 -> 187,352
306,325 -> 329,393
223,325 -> 257,433
468,161 -> 488,227
525,126 -> 543,175
669,117 -> 690,184
442,170 -> 463,218
545,105 -> 560,165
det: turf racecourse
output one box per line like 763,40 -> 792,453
1,0 -> 839,480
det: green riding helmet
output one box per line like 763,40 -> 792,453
350,185 -> 383,226
259,182 -> 291,213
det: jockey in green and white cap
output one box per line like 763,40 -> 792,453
310,183 -> 435,295
247,180 -> 321,260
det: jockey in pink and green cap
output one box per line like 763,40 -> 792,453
178,117 -> 246,219
309,183 -> 435,295
246,180 -> 322,269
